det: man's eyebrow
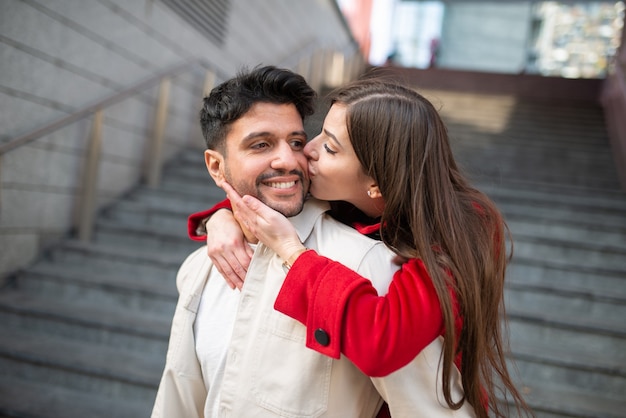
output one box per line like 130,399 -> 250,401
324,128 -> 344,149
242,131 -> 272,143
241,130 -> 307,143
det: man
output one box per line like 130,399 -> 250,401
152,66 -> 402,417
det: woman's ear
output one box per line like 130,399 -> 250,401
205,149 -> 225,187
367,185 -> 382,199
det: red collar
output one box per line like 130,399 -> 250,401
352,221 -> 381,235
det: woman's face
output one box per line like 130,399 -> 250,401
305,103 -> 383,217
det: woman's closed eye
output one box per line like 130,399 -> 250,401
323,143 -> 337,155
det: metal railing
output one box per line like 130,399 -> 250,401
0,59 -> 222,242
0,61 -> 210,155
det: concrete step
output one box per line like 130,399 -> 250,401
505,217 -> 626,249
0,375 -> 152,418
512,336 -> 626,383
160,175 -> 228,197
102,199 -> 192,231
161,163 -> 214,183
46,240 -> 186,281
507,260 -> 625,297
170,148 -> 206,166
0,290 -> 170,354
126,187 -> 220,214
512,235 -> 625,271
451,122 -> 610,147
93,218 -> 201,256
0,326 -> 162,403
479,182 -> 626,212
435,93 -> 606,128
505,281 -> 626,324
520,382 -> 626,418
514,354 -> 626,415
508,319 -> 626,366
15,260 -> 178,314
457,153 -> 620,189
508,305 -> 626,344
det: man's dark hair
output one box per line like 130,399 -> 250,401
199,65 -> 317,150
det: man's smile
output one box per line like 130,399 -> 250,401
266,180 -> 297,189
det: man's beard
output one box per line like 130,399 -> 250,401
225,169 -> 308,217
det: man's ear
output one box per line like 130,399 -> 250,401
205,149 -> 225,187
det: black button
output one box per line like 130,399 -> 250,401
314,328 -> 330,346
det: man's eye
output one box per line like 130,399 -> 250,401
290,139 -> 305,149
251,142 -> 269,150
323,143 -> 337,155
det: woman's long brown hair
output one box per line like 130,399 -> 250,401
329,79 -> 532,418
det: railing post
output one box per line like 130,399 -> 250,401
328,51 -> 345,87
78,110 -> 103,242
146,77 -> 171,188
345,52 -> 360,82
203,69 -> 216,96
309,49 -> 324,93
0,155 -> 3,213
297,56 -> 311,82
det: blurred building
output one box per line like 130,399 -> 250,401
343,0 -> 624,78
529,1 -> 625,78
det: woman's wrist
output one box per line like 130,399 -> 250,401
281,246 -> 308,272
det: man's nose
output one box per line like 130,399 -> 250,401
271,142 -> 300,170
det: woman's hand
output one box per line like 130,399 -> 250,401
205,208 -> 254,290
222,182 -> 306,264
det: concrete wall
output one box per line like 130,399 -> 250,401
601,20 -> 626,191
0,0 -> 362,278
438,2 -> 533,74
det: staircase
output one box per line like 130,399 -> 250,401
430,90 -> 626,418
0,90 -> 624,418
0,149 -> 221,417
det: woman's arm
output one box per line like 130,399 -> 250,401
276,252 -> 444,377
187,200 -> 233,241
187,199 -> 253,289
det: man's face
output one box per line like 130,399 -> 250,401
205,102 -> 309,217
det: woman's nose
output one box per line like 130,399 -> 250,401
304,135 -> 321,160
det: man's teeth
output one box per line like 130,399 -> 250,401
268,181 -> 296,189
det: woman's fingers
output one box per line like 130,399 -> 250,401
204,202 -> 252,290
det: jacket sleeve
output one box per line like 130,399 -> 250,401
274,251 -> 444,377
187,199 -> 232,241
152,249 -> 208,418
151,367 -> 205,418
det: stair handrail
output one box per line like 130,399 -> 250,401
0,58 -> 223,242
0,59 -> 222,155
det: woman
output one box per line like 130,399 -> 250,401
192,79 -> 532,418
